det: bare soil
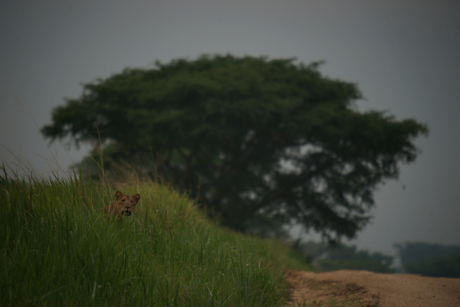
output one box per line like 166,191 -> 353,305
285,269 -> 460,307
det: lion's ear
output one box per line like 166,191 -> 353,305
133,194 -> 140,202
115,191 -> 124,200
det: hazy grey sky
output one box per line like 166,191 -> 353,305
1,1 -> 459,255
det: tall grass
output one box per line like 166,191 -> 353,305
0,167 -> 309,306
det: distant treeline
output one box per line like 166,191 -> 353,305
395,242 -> 460,278
292,241 -> 395,274
292,240 -> 460,277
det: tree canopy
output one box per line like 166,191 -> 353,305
41,54 -> 428,240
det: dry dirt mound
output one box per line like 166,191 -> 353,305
285,269 -> 460,307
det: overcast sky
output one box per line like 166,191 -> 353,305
1,1 -> 459,255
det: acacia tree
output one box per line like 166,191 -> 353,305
41,55 -> 428,240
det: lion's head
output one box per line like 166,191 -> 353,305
104,191 -> 141,221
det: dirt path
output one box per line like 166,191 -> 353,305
285,269 -> 460,306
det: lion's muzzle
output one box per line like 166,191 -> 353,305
122,208 -> 132,216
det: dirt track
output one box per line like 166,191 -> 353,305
285,269 -> 460,306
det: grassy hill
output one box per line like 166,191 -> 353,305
0,169 -> 310,306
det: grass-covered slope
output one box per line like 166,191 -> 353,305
0,170 -> 310,306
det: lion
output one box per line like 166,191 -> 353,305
103,191 -> 140,222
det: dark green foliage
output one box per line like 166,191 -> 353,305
41,54 -> 428,240
395,242 -> 460,277
395,241 -> 460,264
403,255 -> 460,278
315,245 -> 395,273
294,241 -> 395,273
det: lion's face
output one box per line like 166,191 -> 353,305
111,191 -> 141,219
